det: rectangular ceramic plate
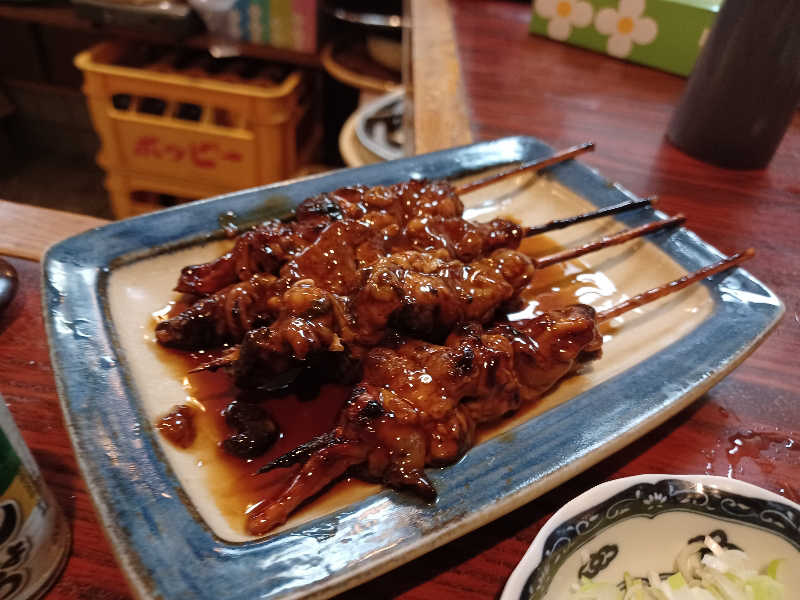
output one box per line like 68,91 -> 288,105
43,137 -> 783,600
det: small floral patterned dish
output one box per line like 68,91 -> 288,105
502,474 -> 800,600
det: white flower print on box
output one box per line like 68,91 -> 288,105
534,0 -> 594,41
595,0 -> 658,58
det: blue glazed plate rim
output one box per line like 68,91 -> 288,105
43,136 -> 784,600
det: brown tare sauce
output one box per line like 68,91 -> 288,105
157,404 -> 197,448
153,317 -> 375,533
152,234 -> 615,534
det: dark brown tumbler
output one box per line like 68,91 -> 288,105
667,2 -> 800,169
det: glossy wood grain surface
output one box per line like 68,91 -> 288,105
410,0 -> 473,153
0,1 -> 798,598
0,200 -> 106,260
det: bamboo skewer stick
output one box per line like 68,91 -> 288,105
455,142 -> 595,195
597,249 -> 755,322
534,215 -> 685,268
525,197 -> 656,237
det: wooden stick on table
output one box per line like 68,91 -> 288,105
0,200 -> 109,261
409,0 -> 473,154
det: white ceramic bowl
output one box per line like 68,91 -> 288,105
502,474 -> 800,600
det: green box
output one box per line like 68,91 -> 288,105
530,0 -> 721,76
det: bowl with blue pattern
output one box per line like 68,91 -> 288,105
502,474 -> 800,599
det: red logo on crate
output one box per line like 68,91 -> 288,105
133,136 -> 243,169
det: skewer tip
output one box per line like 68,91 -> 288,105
456,141 -> 596,195
524,195 -> 659,238
597,248 -> 756,322
669,213 -> 686,224
534,213 -> 686,268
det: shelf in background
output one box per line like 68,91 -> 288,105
0,4 -> 322,67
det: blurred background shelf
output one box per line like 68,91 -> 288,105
0,4 -> 322,67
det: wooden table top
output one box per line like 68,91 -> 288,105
1,1 -> 799,598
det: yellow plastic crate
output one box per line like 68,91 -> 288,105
75,42 -> 317,217
102,127 -> 321,218
104,170 -> 224,218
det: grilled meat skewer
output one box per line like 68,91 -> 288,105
247,306 -> 602,534
176,144 -> 595,296
177,180 -> 471,295
181,216 -> 683,389
245,250 -> 754,534
156,214 -> 678,353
